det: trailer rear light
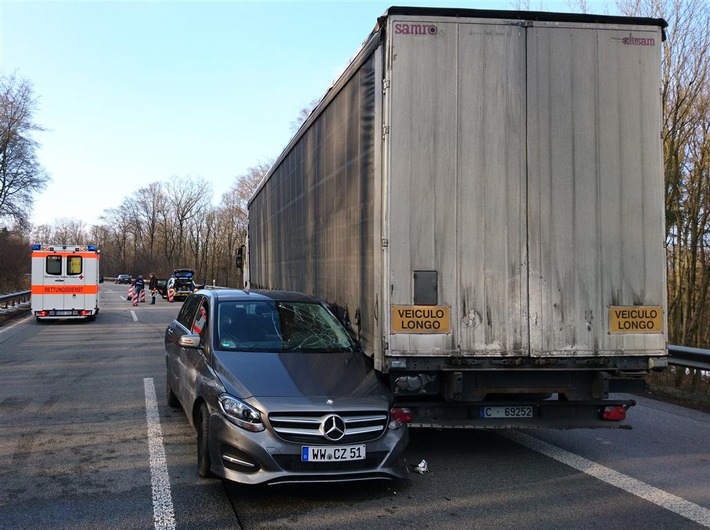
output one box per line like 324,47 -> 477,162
389,407 -> 412,429
602,405 -> 627,421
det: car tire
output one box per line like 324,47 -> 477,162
196,403 -> 214,478
167,375 -> 180,408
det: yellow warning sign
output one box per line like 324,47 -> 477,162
608,306 -> 664,334
391,305 -> 451,334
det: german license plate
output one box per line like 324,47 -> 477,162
301,445 -> 366,462
55,310 -> 73,316
480,406 -> 533,419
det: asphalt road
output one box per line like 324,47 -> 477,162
1,284 -> 708,529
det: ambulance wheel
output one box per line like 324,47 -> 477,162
196,403 -> 214,478
167,374 -> 180,408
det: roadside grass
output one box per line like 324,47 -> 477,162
644,367 -> 710,414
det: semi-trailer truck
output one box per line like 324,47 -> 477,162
240,7 -> 669,429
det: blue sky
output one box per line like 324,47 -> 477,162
1,0 -> 615,227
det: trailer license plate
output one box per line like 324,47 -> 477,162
301,445 -> 366,462
480,406 -> 533,419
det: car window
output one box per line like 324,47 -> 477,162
177,295 -> 201,329
191,299 -> 208,338
217,300 -> 356,353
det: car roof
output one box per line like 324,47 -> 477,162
202,289 -> 323,304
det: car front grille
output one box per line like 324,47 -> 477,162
268,411 -> 389,444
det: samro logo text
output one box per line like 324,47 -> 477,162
616,33 -> 656,46
394,22 -> 438,36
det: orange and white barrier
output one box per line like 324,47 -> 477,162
168,287 -> 175,303
128,285 -> 146,305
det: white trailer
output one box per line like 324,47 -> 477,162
31,244 -> 100,321
243,7 -> 668,428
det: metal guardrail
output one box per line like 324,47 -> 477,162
667,345 -> 710,371
0,290 -> 31,308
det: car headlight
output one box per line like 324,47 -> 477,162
218,394 -> 265,432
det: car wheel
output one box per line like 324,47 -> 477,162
196,403 -> 214,478
166,374 -> 180,408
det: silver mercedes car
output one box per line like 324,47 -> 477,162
164,289 -> 410,485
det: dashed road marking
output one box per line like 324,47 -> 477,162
144,378 -> 176,530
503,430 -> 710,528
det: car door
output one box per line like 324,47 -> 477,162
177,296 -> 211,421
166,295 -> 202,408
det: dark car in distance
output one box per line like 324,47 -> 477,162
156,278 -> 168,299
115,274 -> 131,284
164,289 -> 410,485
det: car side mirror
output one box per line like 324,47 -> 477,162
179,334 -> 201,349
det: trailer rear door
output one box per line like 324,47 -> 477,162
385,14 -> 666,359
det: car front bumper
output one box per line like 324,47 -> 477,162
207,410 -> 410,485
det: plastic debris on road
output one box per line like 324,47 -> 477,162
411,459 -> 428,474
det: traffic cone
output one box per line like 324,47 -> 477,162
140,289 -> 146,303
127,285 -> 135,301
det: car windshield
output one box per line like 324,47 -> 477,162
217,300 -> 356,353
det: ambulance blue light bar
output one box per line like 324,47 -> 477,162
31,244 -> 98,252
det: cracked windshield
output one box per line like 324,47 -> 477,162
217,301 -> 355,352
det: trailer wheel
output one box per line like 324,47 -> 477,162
196,403 -> 214,478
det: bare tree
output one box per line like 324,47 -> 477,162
207,162 -> 272,287
0,74 -> 49,228
618,0 -> 710,356
131,182 -> 167,273
163,175 -> 212,267
0,227 -> 30,291
290,99 -> 320,133
51,218 -> 89,245
100,202 -> 137,274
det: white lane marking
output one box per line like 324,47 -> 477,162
503,430 -> 710,528
144,378 -> 176,530
132,310 -> 138,321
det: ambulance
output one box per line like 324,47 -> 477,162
31,244 -> 101,322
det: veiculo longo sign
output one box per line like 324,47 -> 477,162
391,305 -> 451,334
608,305 -> 664,334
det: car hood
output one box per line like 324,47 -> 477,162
212,350 -> 389,404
